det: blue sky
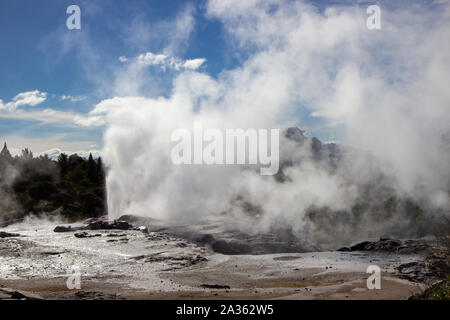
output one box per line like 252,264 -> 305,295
0,0 -> 237,154
0,0 -> 443,155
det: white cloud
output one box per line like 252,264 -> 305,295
61,94 -> 86,102
0,90 -> 47,112
0,106 -> 105,128
137,52 -> 168,66
0,108 -> 78,125
163,3 -> 196,55
118,56 -> 128,63
74,114 -> 106,127
0,91 -> 104,127
121,51 -> 206,71
183,58 -> 207,70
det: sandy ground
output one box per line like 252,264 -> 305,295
0,220 -> 426,300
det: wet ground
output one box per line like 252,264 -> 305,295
0,219 -> 429,300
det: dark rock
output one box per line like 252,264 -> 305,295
74,232 -> 88,238
341,238 -> 429,253
54,226 -> 74,233
349,241 -> 371,251
365,238 -> 401,251
200,284 -> 231,290
74,290 -> 123,300
41,251 -> 65,256
191,255 -> 208,264
311,137 -> 322,154
396,261 -> 429,282
285,127 -> 307,143
0,231 -> 20,238
397,240 -> 430,254
106,233 -> 127,237
74,232 -> 102,238
396,253 -> 449,283
86,220 -> 133,231
0,288 -> 43,300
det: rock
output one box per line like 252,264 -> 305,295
397,240 -> 430,254
340,238 -> 430,253
397,253 -> 449,283
396,261 -> 429,282
74,232 -> 102,238
365,238 -> 401,251
74,290 -> 123,300
41,251 -> 65,256
56,220 -> 133,233
86,220 -> 133,231
0,288 -> 43,300
200,284 -> 231,290
74,232 -> 88,238
82,216 -> 108,224
0,231 -> 20,238
54,226 -> 73,233
191,255 -> 208,265
285,127 -> 307,143
349,241 -> 371,251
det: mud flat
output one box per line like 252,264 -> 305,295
0,219 -> 430,300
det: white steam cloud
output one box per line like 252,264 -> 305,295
93,0 -> 450,244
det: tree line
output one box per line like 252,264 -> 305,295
0,144 -> 106,224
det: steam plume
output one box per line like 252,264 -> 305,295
93,0 -> 450,245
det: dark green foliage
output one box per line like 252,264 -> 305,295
57,153 -> 69,177
0,147 -> 107,223
87,153 -> 98,184
28,181 -> 58,201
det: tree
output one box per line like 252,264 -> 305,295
96,157 -> 105,183
87,153 -> 98,184
57,153 -> 69,177
21,148 -> 33,161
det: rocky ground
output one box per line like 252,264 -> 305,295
0,216 -> 444,300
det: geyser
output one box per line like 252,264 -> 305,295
92,0 -> 450,246
171,121 -> 280,175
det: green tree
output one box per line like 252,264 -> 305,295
57,153 -> 69,177
96,157 -> 105,183
87,153 -> 98,184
